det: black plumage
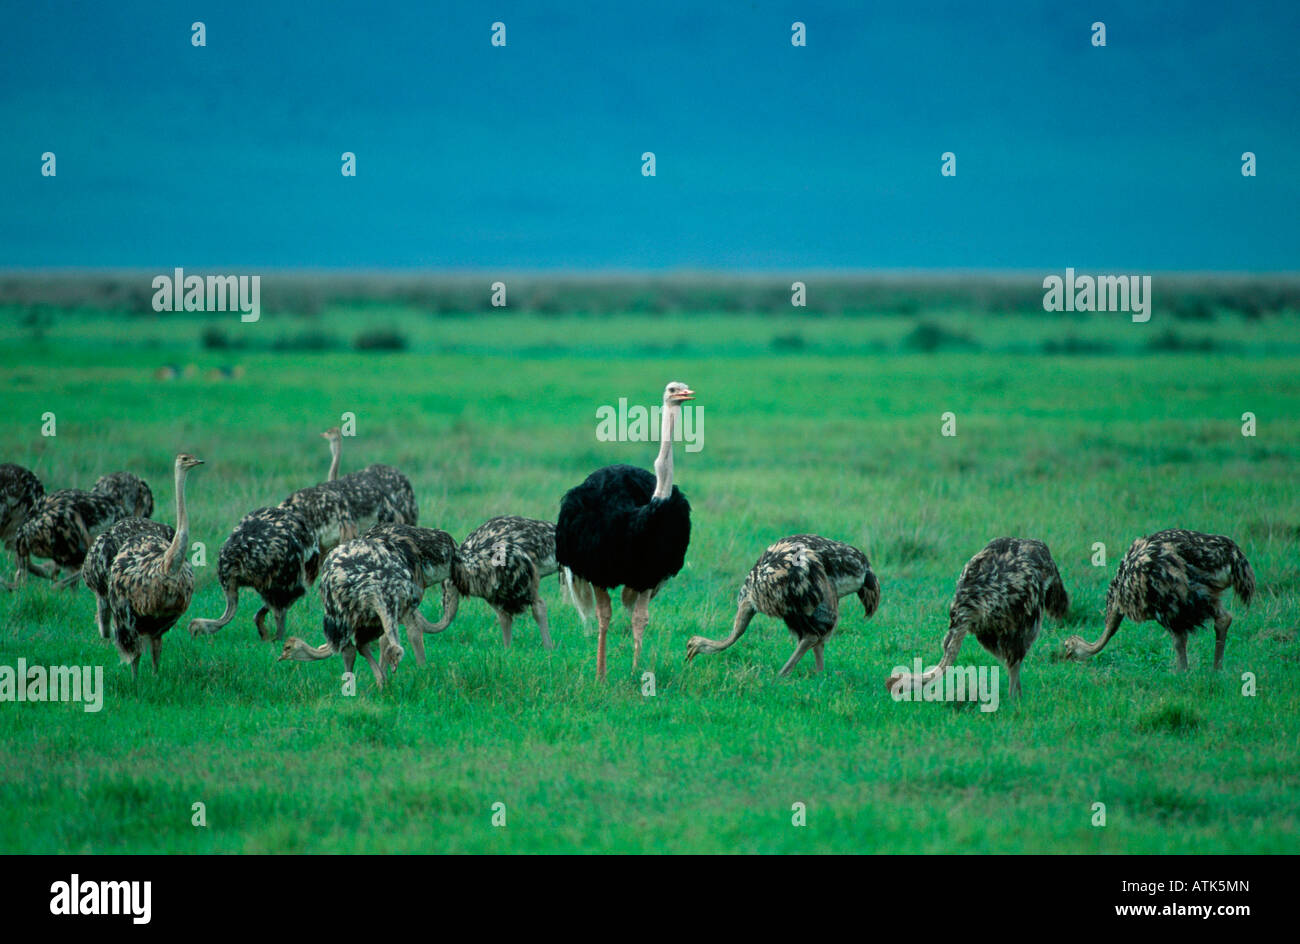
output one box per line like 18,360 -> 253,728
1065,528 -> 1254,671
555,381 -> 696,679
686,534 -> 881,675
888,537 -> 1069,699
187,506 -> 320,642
557,464 -> 690,593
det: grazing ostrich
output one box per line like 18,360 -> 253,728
84,518 -> 175,639
187,506 -> 321,642
92,471 -> 154,518
319,427 -> 418,529
686,535 -> 881,676
279,525 -> 455,685
433,516 -> 557,648
556,381 -> 695,679
1064,529 -> 1254,671
11,489 -> 128,588
0,464 -> 45,579
280,484 -> 356,553
106,454 -> 204,677
886,537 -> 1068,699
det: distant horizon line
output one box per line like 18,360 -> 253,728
3,267 -> 1299,281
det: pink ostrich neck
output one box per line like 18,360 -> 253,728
161,462 -> 189,575
653,402 -> 679,500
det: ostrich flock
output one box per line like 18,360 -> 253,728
0,381 -> 1257,697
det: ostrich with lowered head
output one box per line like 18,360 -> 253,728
686,534 -> 881,676
887,537 -> 1068,699
433,516 -> 557,648
279,524 -> 454,685
187,506 -> 321,642
556,381 -> 694,679
1,464 -> 45,579
1063,528 -> 1254,671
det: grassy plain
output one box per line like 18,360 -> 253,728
1,298 -> 1297,853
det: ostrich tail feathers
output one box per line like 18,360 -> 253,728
562,567 -> 593,623
1230,546 -> 1256,608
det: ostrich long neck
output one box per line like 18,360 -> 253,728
652,402 -> 680,500
287,639 -> 333,661
161,464 -> 189,575
327,438 -> 341,482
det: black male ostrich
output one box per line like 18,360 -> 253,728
1064,528 -> 1254,671
433,516 -> 557,648
187,506 -> 321,643
556,381 -> 694,679
686,534 -> 881,676
887,537 -> 1069,699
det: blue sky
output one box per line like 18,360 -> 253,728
1,1 -> 1297,270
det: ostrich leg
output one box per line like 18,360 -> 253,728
778,637 -> 817,677
254,605 -> 271,640
400,606 -> 427,666
531,592 -> 553,650
594,586 -> 612,680
271,607 -> 288,643
813,641 -> 825,672
354,641 -> 386,687
149,636 -> 164,674
495,607 -> 514,648
1172,633 -> 1189,672
1213,609 -> 1231,671
1007,660 -> 1022,699
630,590 -> 652,670
94,596 -> 112,639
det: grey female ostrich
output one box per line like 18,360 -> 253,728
105,454 -> 204,677
84,517 -> 174,640
279,524 -> 454,685
187,506 -> 321,642
318,427 -> 418,530
685,534 -> 881,676
11,489 -> 127,588
92,471 -> 154,518
1063,528 -> 1254,671
280,484 -> 356,554
557,381 -> 695,679
1,464 -> 45,580
886,537 -> 1068,699
433,516 -> 557,648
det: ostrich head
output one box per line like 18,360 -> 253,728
1061,635 -> 1091,660
663,381 -> 695,405
684,635 -> 707,662
321,427 -> 342,443
175,453 -> 204,472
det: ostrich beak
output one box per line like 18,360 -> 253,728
676,388 -> 696,402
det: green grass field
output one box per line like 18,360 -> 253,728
2,302 -> 1298,853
